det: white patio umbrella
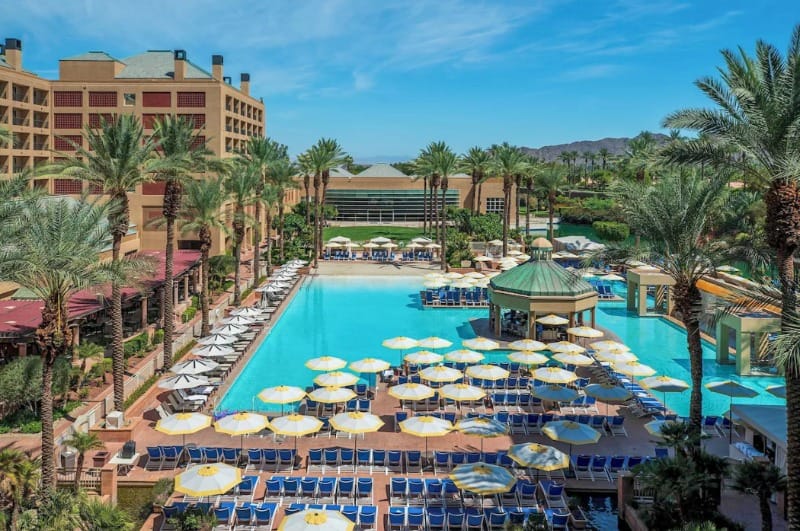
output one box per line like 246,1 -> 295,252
508,339 -> 547,351
614,361 -> 656,378
487,239 -> 503,247
231,307 -> 263,317
565,326 -> 604,339
536,314 -> 569,326
155,412 -> 212,445
269,414 -> 323,453
370,236 -> 391,244
158,374 -> 209,390
406,242 -> 423,249
425,243 -> 441,249
328,236 -> 352,244
424,280 -> 448,289
405,350 -> 444,365
462,337 -> 500,351
440,383 -> 486,402
420,365 -> 463,383
329,411 -> 385,470
174,464 -> 242,497
362,242 -> 379,249
450,279 -> 476,289
171,358 -> 219,375
381,242 -> 398,249
305,356 -> 347,371
400,415 -> 453,460
308,386 -> 357,404
444,272 -> 464,280
590,340 -> 629,351
473,255 -> 493,262
552,352 -> 594,367
197,333 -> 237,346
418,337 -> 453,350
387,382 -> 435,401
594,350 -> 638,364
444,349 -> 484,364
532,367 -> 577,384
601,273 -> 625,282
192,344 -> 235,358
211,324 -> 248,336
424,272 -> 445,280
221,315 -> 256,326
466,364 -> 510,381
349,357 -> 391,374
412,236 -> 433,244
215,412 -> 270,449
464,272 -> 485,279
507,351 -> 549,366
547,341 -> 586,354
255,285 -> 281,293
313,371 -> 360,388
258,385 -> 306,413
278,509 -> 354,531
325,242 -> 343,249
506,250 -> 523,256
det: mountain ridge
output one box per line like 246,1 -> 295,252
521,134 -> 669,162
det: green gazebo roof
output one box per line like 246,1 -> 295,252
490,257 -> 596,298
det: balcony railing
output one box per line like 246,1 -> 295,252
12,91 -> 27,103
33,143 -> 48,151
12,116 -> 28,126
33,119 -> 48,128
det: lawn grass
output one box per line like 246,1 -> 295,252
322,225 -> 425,242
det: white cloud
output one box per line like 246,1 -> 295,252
559,64 -> 623,81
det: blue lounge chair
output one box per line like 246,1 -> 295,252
145,446 -> 163,470
390,477 -> 407,505
356,477 -> 373,504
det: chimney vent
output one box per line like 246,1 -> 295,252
223,76 -> 232,84
212,54 -> 224,80
173,49 -> 186,80
240,73 -> 250,96
4,38 -> 22,70
174,49 -> 186,60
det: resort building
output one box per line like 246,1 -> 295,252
312,163 -> 516,222
0,37 -> 268,255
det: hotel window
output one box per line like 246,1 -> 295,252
178,113 -> 205,128
88,113 -> 113,128
88,183 -> 104,194
486,197 -> 504,214
142,113 -> 166,129
177,92 -> 205,107
53,113 -> 82,129
88,91 -> 117,107
54,135 -> 82,151
123,93 -> 136,106
142,207 -> 162,230
142,92 -> 171,107
53,91 -> 83,107
53,179 -> 83,195
190,135 -> 206,149
142,182 -> 166,195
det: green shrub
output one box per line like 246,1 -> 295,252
445,228 -> 472,267
122,373 -> 159,410
19,421 -> 41,434
240,287 -> 253,300
181,306 -> 197,323
151,329 -> 164,345
190,295 -> 199,308
123,332 -> 149,359
592,221 -> 630,241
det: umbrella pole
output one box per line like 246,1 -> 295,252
729,396 -> 734,444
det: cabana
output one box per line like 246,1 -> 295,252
626,266 -> 675,316
716,310 -> 781,375
487,238 -> 598,340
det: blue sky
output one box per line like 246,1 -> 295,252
3,1 -> 798,160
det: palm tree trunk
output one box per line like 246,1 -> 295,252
514,181 -> 520,232
440,185 -> 448,271
471,174 -> 479,214
312,175 -> 321,268
525,188 -> 531,236
253,202 -> 262,283
111,237 -> 124,409
199,229 -> 211,336
319,172 -> 330,261
476,182 -> 483,215
40,353 -> 55,494
502,179 -> 510,257
265,211 -> 273,277
74,453 -> 84,492
303,176 -> 311,226
162,216 -> 175,370
423,176 -> 428,234
432,184 -> 440,245
278,198 -> 286,262
548,195 -> 555,243
760,494 -> 773,531
233,215 -> 243,305
675,282 -> 704,438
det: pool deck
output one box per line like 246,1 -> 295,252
109,265 -> 782,530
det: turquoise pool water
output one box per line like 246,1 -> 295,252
218,276 -> 785,417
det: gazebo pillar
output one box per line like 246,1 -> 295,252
568,312 -> 575,328
529,312 -> 537,340
715,319 -> 731,364
17,342 -> 27,357
736,331 -> 751,375
493,304 -> 502,337
183,276 -> 190,299
590,307 -> 596,328
627,279 -> 638,312
638,284 -> 647,317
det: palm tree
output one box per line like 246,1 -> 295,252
491,143 -> 528,256
178,177 -> 227,336
261,183 -> 279,276
598,148 -> 610,170
0,126 -> 11,146
0,449 -> 38,528
662,26 -> 800,524
624,131 -> 658,182
241,137 -> 287,279
63,431 -> 104,492
267,158 -> 299,262
152,115 -> 212,370
0,198 -> 128,493
296,153 -> 312,226
535,164 -> 568,242
302,139 -> 347,266
54,115 -> 166,410
522,158 -> 539,236
603,172 -> 726,435
224,162 -> 260,305
74,341 -> 104,391
79,497 -> 134,530
731,461 -> 786,531
460,146 -> 491,213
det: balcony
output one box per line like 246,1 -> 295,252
33,143 -> 48,151
12,91 -> 28,103
12,116 -> 29,126
33,119 -> 49,128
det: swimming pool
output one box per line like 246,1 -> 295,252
218,276 -> 785,416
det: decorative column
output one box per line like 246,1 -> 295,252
638,285 -> 647,317
529,311 -> 537,340
141,296 -> 148,327
590,307 -> 596,328
183,276 -> 190,299
736,331 -> 751,375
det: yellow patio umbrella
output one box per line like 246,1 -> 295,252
382,336 -> 419,363
645,419 -> 683,438
444,349 -> 485,364
443,272 -> 464,280
552,352 -> 594,367
269,413 -> 323,454
440,383 -> 486,402
424,280 -> 447,289
424,272 -> 445,280
305,356 -> 347,371
508,339 -> 547,351
614,361 -> 656,378
450,462 -> 516,496
278,509 -> 354,531
590,340 -> 630,351
464,272 -> 485,279
462,337 -> 500,351
214,412 -> 270,450
308,386 -> 357,404
420,365 -> 462,383
547,341 -> 586,354
705,380 -> 759,442
565,326 -> 604,338
405,350 -> 444,365
155,412 -> 212,446
388,382 -> 435,401
313,371 -> 360,388
542,420 -> 601,455
329,411 -> 385,468
507,351 -> 550,366
507,443 -> 570,479
349,357 -> 390,373
532,384 -> 579,402
174,464 -> 242,497
455,417 -> 509,452
594,350 -> 638,364
533,366 -> 578,384
465,364 -> 510,381
641,375 -> 689,413
400,415 -> 453,459
536,314 -> 569,326
257,385 -> 306,414
417,336 -> 453,350
584,383 -> 633,414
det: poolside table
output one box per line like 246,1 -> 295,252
109,452 -> 140,476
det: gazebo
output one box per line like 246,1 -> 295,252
715,310 -> 781,375
488,238 -> 599,339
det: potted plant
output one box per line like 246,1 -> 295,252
168,507 -> 216,531
568,496 -> 589,529
151,478 -> 174,514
